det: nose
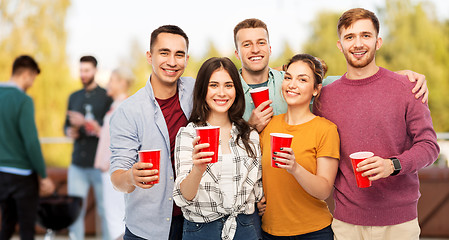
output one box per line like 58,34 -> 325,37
166,54 -> 176,67
288,79 -> 297,89
250,44 -> 260,53
354,36 -> 363,48
217,86 -> 226,96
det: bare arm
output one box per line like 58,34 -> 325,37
274,148 -> 339,200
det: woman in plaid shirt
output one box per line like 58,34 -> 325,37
173,57 -> 263,240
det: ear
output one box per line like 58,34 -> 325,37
185,54 -> 190,67
234,49 -> 241,61
146,51 -> 152,65
314,83 -> 323,97
337,40 -> 343,53
269,45 -> 272,56
376,36 -> 383,50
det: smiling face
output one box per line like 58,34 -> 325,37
337,19 -> 382,70
206,69 -> 236,117
147,32 -> 189,87
282,61 -> 320,107
234,28 -> 271,74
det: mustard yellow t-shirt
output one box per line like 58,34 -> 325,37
260,114 -> 340,236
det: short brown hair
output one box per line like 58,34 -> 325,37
12,55 -> 40,75
80,55 -> 97,68
233,18 -> 269,49
150,25 -> 189,52
337,8 -> 380,37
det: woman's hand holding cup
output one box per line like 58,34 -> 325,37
192,136 -> 215,174
272,147 -> 298,174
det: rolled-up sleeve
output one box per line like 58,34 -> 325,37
109,107 -> 140,174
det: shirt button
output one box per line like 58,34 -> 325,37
166,218 -> 170,221
170,176 -> 173,180
169,197 -> 172,201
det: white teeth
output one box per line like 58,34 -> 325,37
250,56 -> 262,61
215,100 -> 227,104
353,52 -> 365,56
165,69 -> 176,73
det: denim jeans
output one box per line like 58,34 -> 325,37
123,215 -> 184,240
183,213 -> 261,240
262,225 -> 333,240
68,165 -> 109,240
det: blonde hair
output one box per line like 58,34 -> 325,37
111,68 -> 135,88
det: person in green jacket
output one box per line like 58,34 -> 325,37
0,55 -> 54,240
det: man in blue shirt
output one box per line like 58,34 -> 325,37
110,25 -> 194,240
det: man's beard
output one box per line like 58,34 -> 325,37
344,47 -> 376,69
82,76 -> 95,87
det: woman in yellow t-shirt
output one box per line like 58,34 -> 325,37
258,54 -> 340,239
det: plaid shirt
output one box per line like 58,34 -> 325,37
173,122 -> 263,240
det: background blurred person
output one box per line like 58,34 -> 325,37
93,68 -> 135,240
0,55 -> 55,240
64,56 -> 112,240
259,54 -> 339,239
173,57 -> 262,240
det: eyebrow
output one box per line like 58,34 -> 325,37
285,72 -> 309,78
209,80 -> 234,84
296,74 -> 310,78
361,31 -> 373,35
158,48 -> 186,55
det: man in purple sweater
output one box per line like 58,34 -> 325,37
316,8 -> 440,240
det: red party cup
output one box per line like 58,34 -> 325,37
250,87 -> 269,110
138,149 -> 161,184
349,151 -> 374,188
270,133 -> 294,168
195,126 -> 220,163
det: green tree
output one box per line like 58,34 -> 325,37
120,38 -> 151,94
0,0 -> 75,167
302,11 -> 347,76
270,40 -> 295,69
379,0 -> 449,131
302,1 -> 449,132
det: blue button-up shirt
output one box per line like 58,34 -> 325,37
109,76 -> 195,239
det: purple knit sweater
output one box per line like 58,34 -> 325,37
316,67 -> 439,226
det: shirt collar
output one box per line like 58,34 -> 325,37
145,75 -> 185,103
0,81 -> 23,92
239,68 -> 275,94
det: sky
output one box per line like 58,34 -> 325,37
65,0 -> 449,79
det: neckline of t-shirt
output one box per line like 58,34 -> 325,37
280,114 -> 318,128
